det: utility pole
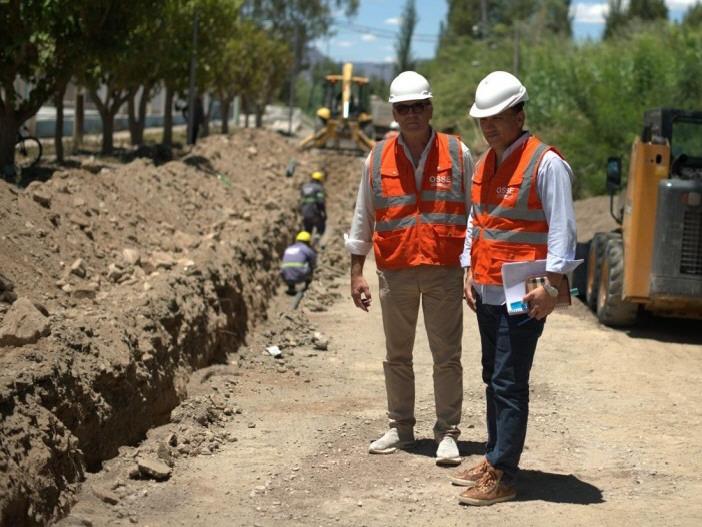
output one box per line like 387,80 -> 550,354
480,0 -> 489,37
187,11 -> 199,145
287,22 -> 300,136
513,22 -> 521,76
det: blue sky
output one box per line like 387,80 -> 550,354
317,0 -> 698,63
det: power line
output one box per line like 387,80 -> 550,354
332,19 -> 440,43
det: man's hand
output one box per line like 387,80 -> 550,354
522,286 -> 557,320
350,254 -> 371,311
463,268 -> 476,312
351,274 -> 372,311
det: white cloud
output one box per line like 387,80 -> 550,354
385,16 -> 401,26
571,0 -> 698,25
336,40 -> 353,48
384,55 -> 394,63
570,2 -> 609,24
361,33 -> 377,42
667,0 -> 698,10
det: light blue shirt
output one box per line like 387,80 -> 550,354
460,132 -> 579,305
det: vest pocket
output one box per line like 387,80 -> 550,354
431,225 -> 466,265
473,241 -> 536,283
373,229 -> 410,267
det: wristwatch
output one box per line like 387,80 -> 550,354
543,281 -> 559,298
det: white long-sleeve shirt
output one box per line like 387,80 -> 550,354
346,129 -> 474,255
460,131 -> 579,305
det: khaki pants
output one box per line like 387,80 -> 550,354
377,265 -> 463,441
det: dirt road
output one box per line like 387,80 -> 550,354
60,155 -> 702,527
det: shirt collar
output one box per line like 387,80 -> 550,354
496,130 -> 530,165
397,127 -> 436,167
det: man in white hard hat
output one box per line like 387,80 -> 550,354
346,71 -> 474,466
450,71 -> 579,506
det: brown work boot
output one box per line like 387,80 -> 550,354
458,466 -> 516,506
449,457 -> 489,486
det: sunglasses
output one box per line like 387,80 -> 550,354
394,101 -> 431,115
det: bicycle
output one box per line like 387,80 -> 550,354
15,126 -> 42,170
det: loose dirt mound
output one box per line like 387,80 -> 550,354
573,195 -> 619,242
0,129 -> 341,526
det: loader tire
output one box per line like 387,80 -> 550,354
596,236 -> 638,327
586,232 -> 618,310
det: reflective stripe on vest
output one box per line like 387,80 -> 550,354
470,136 -> 557,285
371,135 -> 465,218
473,141 -> 549,241
282,262 -> 308,268
370,133 -> 467,269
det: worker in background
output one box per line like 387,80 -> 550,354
384,120 -> 400,140
281,231 -> 317,295
452,71 -> 578,506
300,171 -> 327,236
347,71 -> 474,466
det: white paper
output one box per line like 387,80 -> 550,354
265,345 -> 282,358
501,259 -> 583,315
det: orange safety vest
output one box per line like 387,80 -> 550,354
471,135 -> 560,285
370,132 -> 467,269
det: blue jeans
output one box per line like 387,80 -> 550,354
476,295 -> 545,482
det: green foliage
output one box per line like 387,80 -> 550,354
628,0 -> 668,21
0,0 -> 86,119
604,0 -> 668,40
428,24 -> 702,197
443,0 -> 571,40
683,2 -> 702,27
394,0 -> 418,74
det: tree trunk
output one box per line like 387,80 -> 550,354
136,85 -> 150,145
162,85 -> 174,146
255,104 -> 264,128
99,109 -> 115,155
220,97 -> 231,134
72,90 -> 84,153
201,96 -> 212,137
0,109 -> 19,176
54,87 -> 65,163
127,84 -> 153,146
128,92 -> 138,145
243,97 -> 250,128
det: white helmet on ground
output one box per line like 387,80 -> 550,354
469,71 -> 528,118
388,71 -> 432,104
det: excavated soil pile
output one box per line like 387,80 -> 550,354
0,129 -> 338,526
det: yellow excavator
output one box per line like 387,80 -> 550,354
299,63 -> 375,152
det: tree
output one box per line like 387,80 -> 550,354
628,0 -> 668,22
0,0 -> 87,172
80,0 -> 163,155
603,0 -> 628,39
395,0 -> 418,74
683,2 -> 702,27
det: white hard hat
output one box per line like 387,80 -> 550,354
388,71 -> 432,104
469,71 -> 528,118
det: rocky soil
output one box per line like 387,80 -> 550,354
2,132 -> 700,527
0,129 -> 353,526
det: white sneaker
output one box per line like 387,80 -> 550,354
436,435 -> 462,466
368,428 -> 414,454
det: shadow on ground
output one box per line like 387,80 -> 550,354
402,438 -> 484,459
516,470 -> 604,504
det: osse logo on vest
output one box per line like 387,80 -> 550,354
495,186 -> 515,197
429,173 -> 452,190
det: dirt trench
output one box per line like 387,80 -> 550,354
0,130 -> 349,526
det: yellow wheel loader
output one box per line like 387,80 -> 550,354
585,108 -> 702,326
299,63 -> 375,152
